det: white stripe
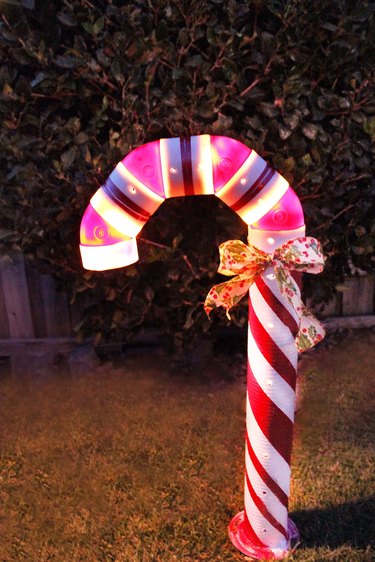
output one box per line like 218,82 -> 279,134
80,239 -> 138,271
191,135 -> 214,195
248,226 -> 306,254
246,393 -> 291,496
245,447 -> 288,527
262,269 -> 300,326
244,477 -> 288,550
250,281 -> 298,367
160,137 -> 185,198
240,173 -> 289,226
90,188 -> 144,237
110,162 -> 164,212
215,150 -> 264,206
247,328 -> 296,421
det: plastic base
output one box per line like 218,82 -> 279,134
228,511 -> 300,560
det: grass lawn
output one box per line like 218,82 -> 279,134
0,330 -> 374,562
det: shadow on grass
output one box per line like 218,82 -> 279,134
292,496 -> 374,549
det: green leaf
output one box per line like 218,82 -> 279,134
93,16 -> 105,35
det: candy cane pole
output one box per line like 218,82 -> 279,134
228,188 -> 304,560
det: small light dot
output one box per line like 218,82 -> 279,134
266,273 -> 276,280
267,237 -> 275,244
129,186 -> 137,194
257,198 -> 264,205
267,322 -> 274,329
240,177 -> 247,185
266,379 -> 273,386
263,452 -> 270,459
170,166 -> 177,174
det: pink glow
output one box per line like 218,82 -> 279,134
251,187 -> 304,231
80,204 -> 128,246
122,140 -> 165,197
210,135 -> 251,192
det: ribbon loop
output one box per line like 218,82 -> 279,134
205,236 -> 326,352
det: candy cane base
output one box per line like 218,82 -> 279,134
229,512 -> 299,560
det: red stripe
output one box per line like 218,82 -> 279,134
246,433 -> 289,509
245,470 -> 289,540
248,298 -> 297,390
180,137 -> 194,195
102,178 -> 150,222
242,511 -> 269,549
247,363 -> 294,465
231,164 -> 275,212
255,276 -> 299,337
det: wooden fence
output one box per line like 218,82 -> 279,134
0,252 -> 374,342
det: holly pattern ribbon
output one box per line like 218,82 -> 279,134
204,237 -> 326,352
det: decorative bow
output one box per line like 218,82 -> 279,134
204,237 -> 326,352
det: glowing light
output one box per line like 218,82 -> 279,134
192,135 -> 214,195
240,177 -> 247,185
252,187 -> 304,231
240,173 -> 289,225
215,150 -> 258,206
94,226 -> 107,240
110,162 -> 164,210
142,165 -> 155,178
267,322 -> 274,329
219,157 -> 232,171
160,137 -> 185,198
80,204 -> 129,246
80,238 -> 139,271
90,188 -> 144,237
267,237 -> 275,244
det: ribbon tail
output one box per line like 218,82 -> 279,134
274,264 -> 325,352
295,305 -> 325,352
204,275 -> 253,318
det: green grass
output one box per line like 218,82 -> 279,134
0,331 -> 374,561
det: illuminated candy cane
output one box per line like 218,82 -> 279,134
80,135 -> 289,270
80,135 -> 305,559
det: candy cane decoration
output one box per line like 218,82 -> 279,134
79,135 -> 322,560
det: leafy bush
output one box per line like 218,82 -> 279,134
0,0 -> 374,348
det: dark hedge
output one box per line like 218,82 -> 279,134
0,0 -> 374,349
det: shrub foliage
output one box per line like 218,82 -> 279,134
0,0 -> 374,347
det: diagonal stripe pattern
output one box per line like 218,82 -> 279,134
244,265 -> 298,552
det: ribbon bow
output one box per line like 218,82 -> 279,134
204,237 -> 326,352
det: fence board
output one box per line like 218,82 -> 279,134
25,259 -> 48,337
0,253 -> 35,338
40,274 -> 71,337
0,270 -> 11,338
342,276 -> 374,316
